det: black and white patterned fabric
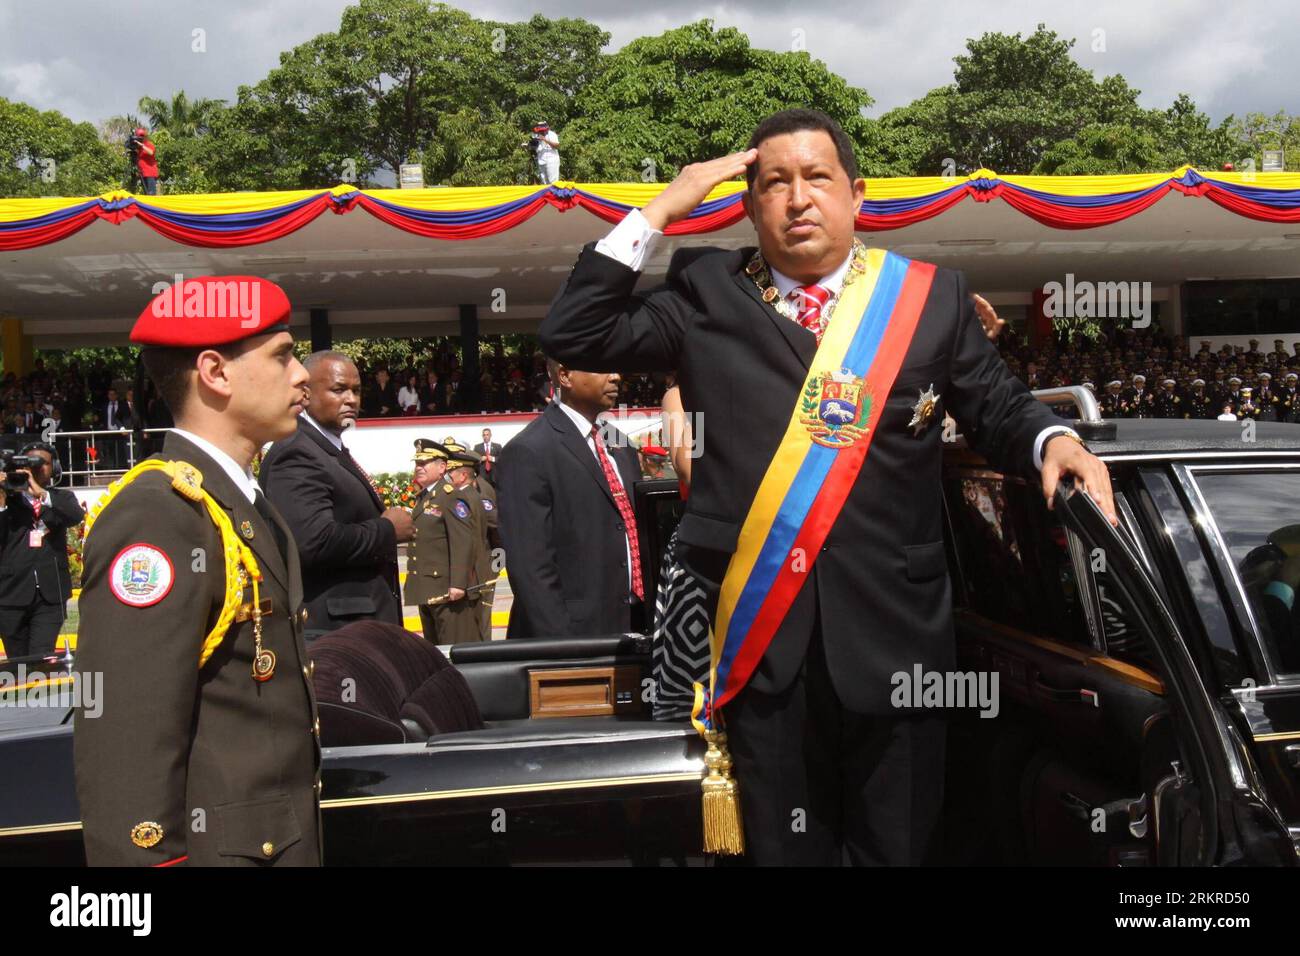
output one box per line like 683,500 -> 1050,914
651,527 -> 713,721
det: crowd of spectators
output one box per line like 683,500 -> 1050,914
353,341 -> 665,418
993,322 -> 1300,421
0,340 -> 668,448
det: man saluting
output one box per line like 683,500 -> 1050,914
74,276 -> 322,866
542,109 -> 1117,865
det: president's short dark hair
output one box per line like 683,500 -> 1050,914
745,108 -> 858,191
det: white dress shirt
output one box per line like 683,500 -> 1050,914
594,208 -> 1077,469
555,398 -> 633,593
171,428 -> 258,504
300,411 -> 344,452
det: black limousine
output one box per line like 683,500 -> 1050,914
1,388 -> 1297,866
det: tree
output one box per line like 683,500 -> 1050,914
561,20 -> 878,182
878,24 -> 1148,174
137,91 -> 226,138
0,98 -> 121,198
197,0 -> 608,189
1229,110 -> 1300,172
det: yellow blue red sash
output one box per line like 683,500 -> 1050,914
693,248 -> 936,728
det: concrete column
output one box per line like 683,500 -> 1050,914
310,308 -> 332,352
0,317 -> 33,377
459,303 -> 480,410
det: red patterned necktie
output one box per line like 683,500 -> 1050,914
343,446 -> 380,498
591,424 -> 644,601
794,284 -> 831,344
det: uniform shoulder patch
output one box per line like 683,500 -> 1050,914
482,498 -> 494,511
453,499 -> 470,520
443,483 -> 455,493
109,543 -> 175,607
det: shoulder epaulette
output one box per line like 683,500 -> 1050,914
83,458 -> 262,670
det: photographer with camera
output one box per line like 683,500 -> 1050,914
526,121 -> 560,184
126,126 -> 159,196
0,443 -> 82,659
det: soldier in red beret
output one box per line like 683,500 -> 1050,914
73,275 -> 324,866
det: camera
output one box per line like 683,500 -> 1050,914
524,133 -> 542,156
2,453 -> 43,491
125,133 -> 142,157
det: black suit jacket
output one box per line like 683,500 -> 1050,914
0,485 -> 82,606
102,400 -> 133,430
541,242 -> 1061,712
259,418 -> 401,633
497,402 -> 642,639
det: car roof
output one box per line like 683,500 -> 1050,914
946,419 -> 1300,465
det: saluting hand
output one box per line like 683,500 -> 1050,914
641,149 -> 758,232
972,294 -> 1006,341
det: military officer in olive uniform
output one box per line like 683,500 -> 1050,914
403,438 -> 474,644
74,276 -> 322,866
443,440 -> 494,641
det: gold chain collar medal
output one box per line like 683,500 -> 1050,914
744,238 -> 871,337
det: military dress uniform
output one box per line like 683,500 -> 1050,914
1099,383 -> 1125,419
444,440 -> 495,641
1277,377 -> 1300,423
1123,380 -> 1156,419
403,440 -> 475,644
1187,382 -> 1214,420
1153,381 -> 1182,419
73,278 -> 321,867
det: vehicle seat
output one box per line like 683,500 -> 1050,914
309,621 -> 483,745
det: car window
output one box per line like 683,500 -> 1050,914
945,473 -> 1091,648
1194,471 -> 1300,676
1095,579 -> 1157,670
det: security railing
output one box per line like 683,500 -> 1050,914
40,428 -> 175,487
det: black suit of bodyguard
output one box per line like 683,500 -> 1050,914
498,399 -> 642,639
539,111 -> 1113,865
260,415 -> 402,633
74,276 -> 321,866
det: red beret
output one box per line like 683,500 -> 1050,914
131,275 -> 292,347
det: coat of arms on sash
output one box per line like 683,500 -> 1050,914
799,368 -> 871,448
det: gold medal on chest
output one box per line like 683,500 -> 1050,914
253,647 -> 277,682
240,520 -> 255,540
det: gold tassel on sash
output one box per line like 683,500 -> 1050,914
693,678 -> 745,855
701,728 -> 745,855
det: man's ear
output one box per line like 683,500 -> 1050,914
741,189 -> 754,225
852,177 -> 866,218
195,348 -> 235,400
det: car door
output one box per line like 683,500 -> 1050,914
943,469 -> 1170,865
1059,479 -> 1296,866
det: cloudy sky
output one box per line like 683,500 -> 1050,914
1,0 -> 1294,126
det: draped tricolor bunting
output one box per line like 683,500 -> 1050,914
3,166 -> 1300,251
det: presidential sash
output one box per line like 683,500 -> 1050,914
696,248 -> 936,720
690,247 -> 936,853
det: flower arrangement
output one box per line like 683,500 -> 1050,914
67,507 -> 88,588
369,472 -> 420,509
